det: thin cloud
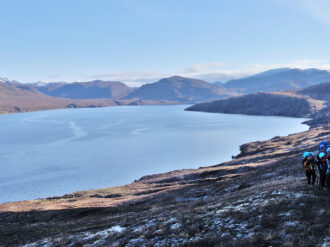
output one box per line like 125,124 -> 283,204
86,71 -> 170,87
48,75 -> 61,79
180,62 -> 225,74
274,0 -> 330,26
300,0 -> 330,25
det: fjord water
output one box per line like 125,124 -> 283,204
0,105 -> 308,203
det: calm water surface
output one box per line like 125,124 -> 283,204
0,105 -> 309,202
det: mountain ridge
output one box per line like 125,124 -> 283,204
2,69 -> 330,114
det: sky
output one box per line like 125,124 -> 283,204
0,0 -> 330,86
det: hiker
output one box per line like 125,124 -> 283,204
302,152 -> 316,185
317,151 -> 328,188
326,147 -> 330,188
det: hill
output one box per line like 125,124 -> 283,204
186,81 -> 330,121
0,79 -> 65,113
31,80 -> 134,99
224,68 -> 330,93
294,82 -> 330,126
124,76 -> 238,103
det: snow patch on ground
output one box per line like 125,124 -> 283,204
170,223 -> 181,230
165,217 -> 177,224
83,225 -> 126,241
23,239 -> 52,247
285,221 -> 299,227
323,236 -> 330,247
109,225 -> 126,233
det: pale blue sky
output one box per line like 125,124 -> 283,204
0,0 -> 330,85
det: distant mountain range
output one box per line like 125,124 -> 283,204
1,76 -> 238,113
223,68 -> 330,93
28,68 -> 330,101
29,76 -> 237,103
1,68 -> 330,114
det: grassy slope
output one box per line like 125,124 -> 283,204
0,124 -> 329,246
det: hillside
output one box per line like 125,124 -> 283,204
224,68 -> 330,93
124,76 -> 238,103
296,82 -> 330,101
31,80 -> 135,99
1,123 -> 329,246
0,80 -> 69,113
